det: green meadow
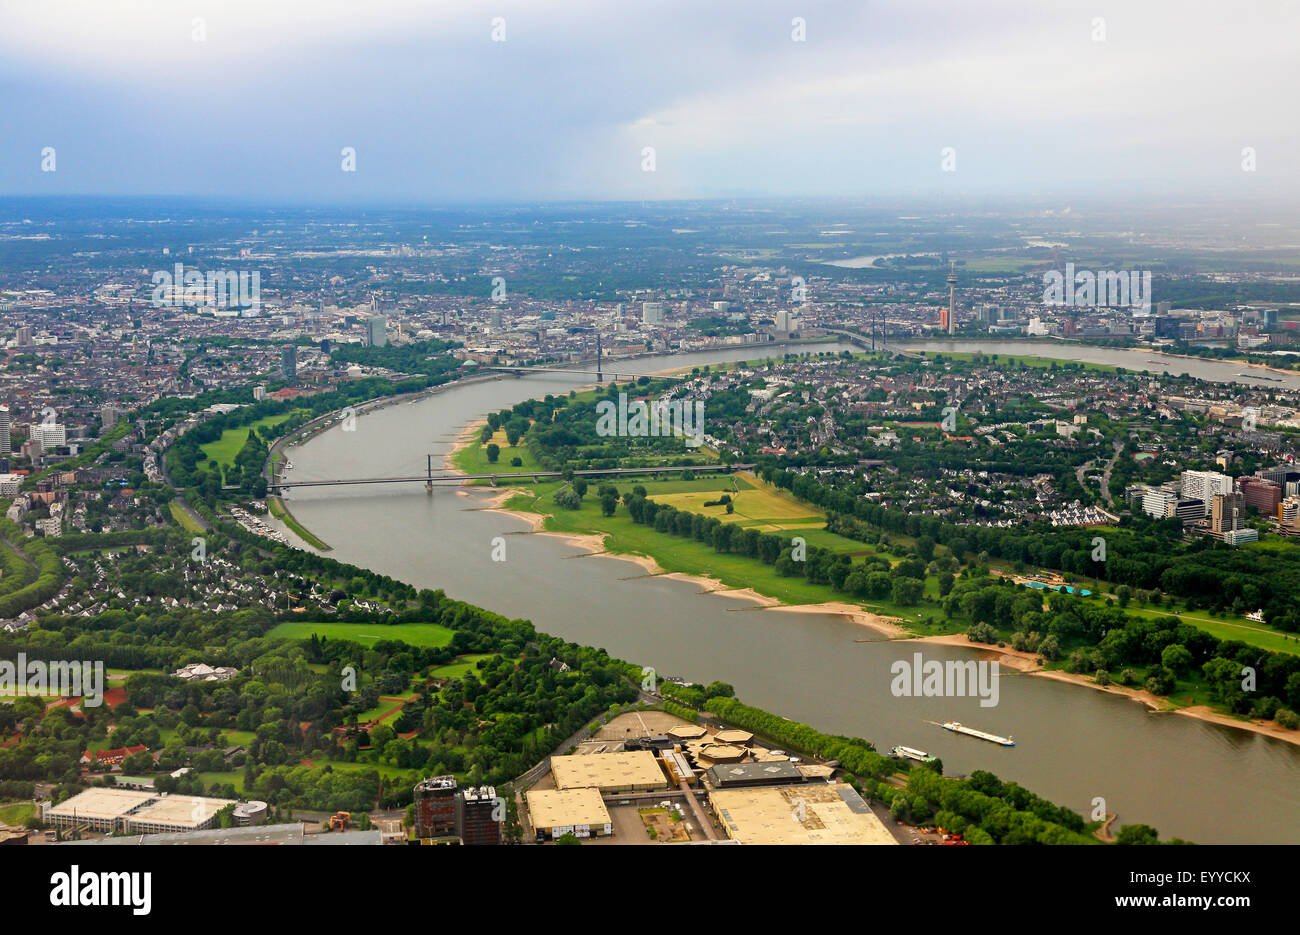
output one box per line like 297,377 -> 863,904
267,621 -> 455,648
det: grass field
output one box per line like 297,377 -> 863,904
1120,604 -> 1300,656
267,621 -> 455,648
0,801 -> 34,826
914,350 -> 1120,372
200,414 -> 295,468
168,500 -> 204,533
647,473 -> 821,530
430,653 -> 495,679
357,696 -> 405,724
452,428 -> 543,476
503,482 -> 924,618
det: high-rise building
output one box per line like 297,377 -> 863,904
1181,470 -> 1233,513
101,405 -> 123,430
641,302 -> 665,325
367,316 -> 387,347
414,776 -> 458,840
1280,495 -> 1300,528
281,345 -> 297,382
1239,477 -> 1281,515
0,405 -> 10,456
457,785 -> 501,845
15,326 -> 32,347
1211,492 -> 1244,534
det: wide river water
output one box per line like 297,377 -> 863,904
274,339 -> 1300,844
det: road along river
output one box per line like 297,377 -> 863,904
271,341 -> 1300,843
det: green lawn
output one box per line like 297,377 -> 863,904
0,801 -> 34,826
267,621 -> 455,648
168,500 -> 204,533
200,413 -> 297,468
196,770 -> 245,792
913,350 -> 1120,372
453,428 -> 544,476
430,654 -> 495,679
1121,604 -> 1300,656
357,696 -> 405,724
505,484 -> 925,619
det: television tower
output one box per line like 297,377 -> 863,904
946,261 -> 957,335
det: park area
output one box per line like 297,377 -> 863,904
267,621 -> 455,648
200,412 -> 300,468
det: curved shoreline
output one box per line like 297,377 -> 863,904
461,429 -> 1300,751
479,488 -> 908,635
898,632 -> 1300,749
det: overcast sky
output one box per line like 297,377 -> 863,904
1,0 -> 1295,203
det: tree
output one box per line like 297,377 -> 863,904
1115,823 -> 1160,845
485,443 -> 500,463
938,573 -> 955,598
891,577 -> 924,606
600,493 -> 618,516
1160,643 -> 1192,675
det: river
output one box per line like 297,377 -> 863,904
272,340 -> 1300,844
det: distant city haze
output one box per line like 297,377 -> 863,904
1,0 -> 1296,202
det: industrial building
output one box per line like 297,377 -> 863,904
710,783 -> 896,845
706,761 -> 806,789
66,824 -> 382,846
42,789 -> 239,835
525,788 -> 612,840
550,750 -> 669,793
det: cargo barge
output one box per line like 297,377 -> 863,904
941,721 -> 1015,746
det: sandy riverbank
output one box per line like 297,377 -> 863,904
897,632 -> 1300,748
451,420 -> 1300,750
767,601 -> 909,636
478,493 -> 896,618
444,418 -> 487,476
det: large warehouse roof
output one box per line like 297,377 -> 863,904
550,751 -> 668,792
526,788 -> 611,831
711,784 -> 897,845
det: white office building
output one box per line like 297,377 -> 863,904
32,422 -> 66,449
1181,470 -> 1233,513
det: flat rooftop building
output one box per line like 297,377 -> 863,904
42,789 -> 238,834
550,750 -> 668,793
710,783 -> 897,845
526,788 -> 612,840
66,825 -> 383,846
707,760 -> 806,788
